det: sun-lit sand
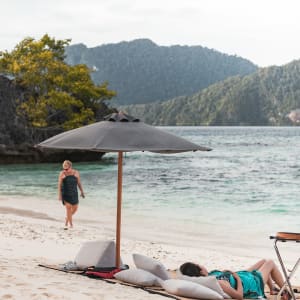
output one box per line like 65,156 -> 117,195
0,196 -> 299,300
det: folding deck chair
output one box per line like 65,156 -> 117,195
270,232 -> 300,300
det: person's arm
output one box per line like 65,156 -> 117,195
58,172 -> 63,201
218,272 -> 243,300
76,171 -> 85,198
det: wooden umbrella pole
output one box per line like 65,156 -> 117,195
116,151 -> 123,268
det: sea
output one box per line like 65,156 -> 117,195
0,126 -> 300,249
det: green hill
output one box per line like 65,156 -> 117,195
65,39 -> 257,105
120,60 -> 300,126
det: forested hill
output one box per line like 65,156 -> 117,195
121,60 -> 300,126
65,39 -> 257,105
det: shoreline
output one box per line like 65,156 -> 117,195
1,195 -> 299,299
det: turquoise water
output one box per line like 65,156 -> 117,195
0,126 -> 299,236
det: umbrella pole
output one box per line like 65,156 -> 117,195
116,151 -> 123,268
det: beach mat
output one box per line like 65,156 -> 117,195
37,264 -> 300,300
38,264 -> 184,299
38,264 -> 85,274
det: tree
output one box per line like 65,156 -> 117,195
0,34 -> 116,130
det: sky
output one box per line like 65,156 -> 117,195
1,0 -> 300,67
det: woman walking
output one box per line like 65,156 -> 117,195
58,160 -> 85,229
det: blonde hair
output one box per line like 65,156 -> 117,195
62,160 -> 72,169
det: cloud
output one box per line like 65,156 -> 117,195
1,0 -> 300,66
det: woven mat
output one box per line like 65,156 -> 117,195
39,264 -> 300,300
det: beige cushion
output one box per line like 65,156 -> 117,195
132,253 -> 170,280
75,240 -> 119,269
162,279 -> 223,299
114,269 -> 161,286
177,272 -> 229,298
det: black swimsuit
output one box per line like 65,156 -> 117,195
62,173 -> 78,205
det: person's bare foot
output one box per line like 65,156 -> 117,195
281,290 -> 292,300
270,287 -> 280,295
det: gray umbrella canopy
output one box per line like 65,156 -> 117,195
38,113 -> 210,153
37,112 -> 211,267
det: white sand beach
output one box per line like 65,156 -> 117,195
0,195 -> 299,300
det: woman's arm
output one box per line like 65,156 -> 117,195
218,272 -> 243,300
58,172 -> 63,201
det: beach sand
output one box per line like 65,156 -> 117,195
1,196 -> 299,300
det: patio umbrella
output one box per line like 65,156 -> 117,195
37,112 -> 211,267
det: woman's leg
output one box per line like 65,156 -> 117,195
247,259 -> 266,272
71,204 -> 78,216
70,204 -> 78,227
258,259 -> 284,289
65,202 -> 73,228
64,204 -> 68,227
247,259 -> 275,292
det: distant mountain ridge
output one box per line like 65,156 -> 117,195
65,39 -> 258,105
121,60 -> 300,126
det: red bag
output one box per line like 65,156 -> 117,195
85,268 -> 122,279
